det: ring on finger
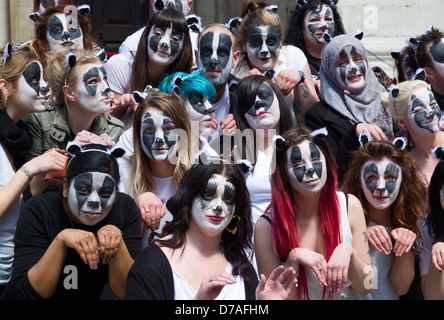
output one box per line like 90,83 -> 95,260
209,276 -> 214,282
319,267 -> 323,271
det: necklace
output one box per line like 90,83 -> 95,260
155,176 -> 175,204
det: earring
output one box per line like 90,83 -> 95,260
185,212 -> 190,227
225,215 -> 241,235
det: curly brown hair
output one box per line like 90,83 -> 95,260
341,140 -> 427,248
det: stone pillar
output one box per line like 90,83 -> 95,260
8,0 -> 34,45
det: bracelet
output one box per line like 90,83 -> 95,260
20,166 -> 33,182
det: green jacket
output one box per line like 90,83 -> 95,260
24,102 -> 125,161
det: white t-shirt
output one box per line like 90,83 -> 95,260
208,84 -> 231,143
0,143 -> 23,285
104,50 -> 135,95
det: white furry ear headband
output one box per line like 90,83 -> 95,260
66,141 -> 125,168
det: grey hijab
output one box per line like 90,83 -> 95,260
320,35 -> 394,138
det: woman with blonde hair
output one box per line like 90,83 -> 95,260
233,0 -> 319,126
382,79 -> 444,187
118,91 -> 196,246
24,49 -> 124,162
0,44 -> 67,294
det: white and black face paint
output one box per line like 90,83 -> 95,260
140,110 -> 177,161
18,61 -> 49,112
361,159 -> 402,211
147,23 -> 184,66
244,82 -> 280,131
47,13 -> 84,52
287,140 -> 327,195
408,87 -> 441,135
186,91 -> 215,136
334,45 -> 367,92
67,172 -> 117,226
245,26 -> 280,72
303,4 -> 335,46
430,39 -> 444,78
75,64 -> 111,114
198,31 -> 234,87
190,174 -> 236,235
165,0 -> 189,15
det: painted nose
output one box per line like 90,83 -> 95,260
306,167 -> 315,177
88,200 -> 100,210
62,31 -> 70,41
40,86 -> 50,95
214,205 -> 223,215
254,99 -> 264,110
155,137 -> 164,144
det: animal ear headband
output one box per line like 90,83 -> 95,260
226,17 -> 242,32
187,14 -> 203,33
273,128 -> 328,152
297,0 -> 339,8
66,141 -> 125,169
29,4 -> 91,24
322,29 -> 364,44
1,43 -> 12,77
432,146 -> 444,161
358,133 -> 408,151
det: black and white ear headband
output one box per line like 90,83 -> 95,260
66,141 -> 125,168
389,84 -> 399,102
358,133 -> 408,151
297,0 -> 338,8
273,128 -> 328,152
187,14 -> 203,33
264,5 -> 278,12
1,43 -> 12,76
432,146 -> 444,161
29,4 -> 91,23
322,29 -> 363,44
226,17 -> 242,32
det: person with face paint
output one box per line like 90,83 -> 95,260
24,50 -> 124,172
341,139 -> 427,300
414,27 -> 444,114
106,8 -> 193,128
419,149 -> 444,299
305,34 -> 396,181
118,92 -> 195,247
234,1 -> 319,127
254,127 -> 372,300
391,45 -> 420,84
125,162 -> 297,300
0,143 -> 142,300
284,0 -> 345,86
29,4 -> 98,66
0,44 -> 68,295
196,24 -> 240,141
383,80 -> 444,188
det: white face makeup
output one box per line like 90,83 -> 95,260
47,13 -> 84,52
407,87 -> 441,135
18,61 -> 49,112
245,26 -> 280,73
198,30 -> 234,87
153,0 -> 189,15
147,23 -> 184,66
287,140 -> 327,195
303,4 -> 335,47
190,174 -> 236,236
334,45 -> 367,92
74,63 -> 111,114
430,39 -> 444,78
244,82 -> 280,131
140,109 -> 178,161
360,159 -> 402,211
67,172 -> 117,226
185,92 -> 215,137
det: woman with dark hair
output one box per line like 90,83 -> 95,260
419,149 -> 444,299
284,0 -> 346,83
233,0 -> 319,126
1,143 -> 142,300
341,138 -> 427,299
125,162 -> 297,300
105,7 -> 193,127
254,127 -> 372,300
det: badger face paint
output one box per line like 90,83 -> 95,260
407,87 -> 441,135
67,172 -> 117,226
334,45 -> 367,92
287,140 -> 327,195
74,63 -> 111,114
147,23 -> 184,66
198,31 -> 234,87
47,13 -> 84,52
165,0 -> 189,15
186,91 -> 215,136
140,110 -> 177,161
361,159 -> 402,211
190,174 -> 236,236
303,4 -> 335,46
430,39 -> 444,78
245,26 -> 280,73
18,61 -> 49,112
244,82 -> 280,131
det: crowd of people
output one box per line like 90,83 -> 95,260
0,0 -> 443,301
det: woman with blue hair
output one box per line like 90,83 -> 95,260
158,69 -> 217,138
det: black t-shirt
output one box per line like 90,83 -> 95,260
1,191 -> 142,300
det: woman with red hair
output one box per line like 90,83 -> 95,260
254,127 -> 373,299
